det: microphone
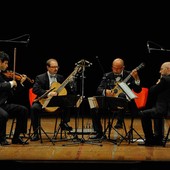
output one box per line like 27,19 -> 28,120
76,59 -> 92,66
147,41 -> 150,53
27,36 -> 30,44
26,35 -> 30,47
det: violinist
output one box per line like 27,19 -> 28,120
0,51 -> 29,145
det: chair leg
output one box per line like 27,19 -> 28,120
163,127 -> 170,147
8,118 -> 16,139
53,116 -> 66,140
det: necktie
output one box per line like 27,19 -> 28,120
115,75 -> 122,82
50,75 -> 56,84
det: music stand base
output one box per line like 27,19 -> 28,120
118,127 -> 144,145
63,137 -> 103,146
24,126 -> 55,145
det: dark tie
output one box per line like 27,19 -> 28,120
50,75 -> 56,78
50,75 -> 56,83
114,74 -> 122,78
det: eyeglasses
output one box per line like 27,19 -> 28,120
49,66 -> 60,69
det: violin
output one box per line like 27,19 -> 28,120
2,70 -> 34,84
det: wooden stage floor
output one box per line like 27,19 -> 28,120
1,117 -> 170,169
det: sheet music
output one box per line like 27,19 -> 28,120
118,82 -> 138,100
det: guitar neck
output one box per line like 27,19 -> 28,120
123,74 -> 132,83
55,66 -> 79,94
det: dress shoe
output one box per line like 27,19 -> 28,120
12,137 -> 29,144
114,123 -> 123,129
60,123 -> 73,131
138,110 -> 144,116
30,134 -> 40,141
138,139 -> 155,146
89,133 -> 103,139
101,135 -> 107,140
0,139 -> 10,146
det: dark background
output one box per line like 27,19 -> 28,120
1,2 -> 170,109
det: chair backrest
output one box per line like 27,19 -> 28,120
29,88 -> 37,106
133,87 -> 149,109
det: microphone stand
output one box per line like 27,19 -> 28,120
149,48 -> 170,52
63,59 -> 102,146
0,34 -> 30,46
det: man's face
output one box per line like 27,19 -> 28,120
0,60 -> 8,71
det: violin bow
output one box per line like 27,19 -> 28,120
13,47 -> 16,81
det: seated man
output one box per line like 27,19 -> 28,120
139,62 -> 170,146
30,58 -> 77,141
89,58 -> 142,139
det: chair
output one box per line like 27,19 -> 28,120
162,107 -> 170,147
8,118 -> 16,139
133,87 -> 149,109
27,88 -> 68,144
118,87 -> 149,145
26,88 -> 56,144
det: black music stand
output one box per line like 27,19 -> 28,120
24,114 -> 56,145
63,59 -> 102,146
95,96 -> 129,144
118,110 -> 144,145
46,94 -> 81,142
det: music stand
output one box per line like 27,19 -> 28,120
24,113 -> 55,145
46,94 -> 81,142
63,59 -> 102,146
94,96 -> 129,144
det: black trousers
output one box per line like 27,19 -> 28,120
30,102 -> 71,132
0,103 -> 28,139
141,108 -> 164,141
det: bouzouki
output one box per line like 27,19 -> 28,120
111,62 -> 145,97
38,65 -> 82,112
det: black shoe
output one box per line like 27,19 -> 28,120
114,123 -> 123,129
153,135 -> 163,146
12,137 -> 29,144
154,140 -> 163,146
89,133 -> 103,139
138,110 -> 144,116
30,134 -> 40,141
101,135 -> 107,140
0,139 -> 10,146
138,139 -> 155,146
60,123 -> 73,131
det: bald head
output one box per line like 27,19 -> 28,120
112,58 -> 124,67
112,58 -> 125,74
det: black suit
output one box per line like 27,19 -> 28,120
141,75 -> 170,142
0,72 -> 28,141
30,72 -> 77,133
91,70 -> 142,135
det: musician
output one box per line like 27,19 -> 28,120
89,58 -> 142,139
0,51 -> 29,145
139,62 -> 170,146
30,58 -> 77,141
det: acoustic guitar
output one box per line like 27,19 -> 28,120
39,65 -> 82,112
111,62 -> 145,97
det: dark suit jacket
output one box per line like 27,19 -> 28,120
0,72 -> 13,106
148,75 -> 170,116
96,70 -> 142,95
32,72 -> 76,99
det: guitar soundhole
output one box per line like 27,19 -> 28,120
114,89 -> 118,93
